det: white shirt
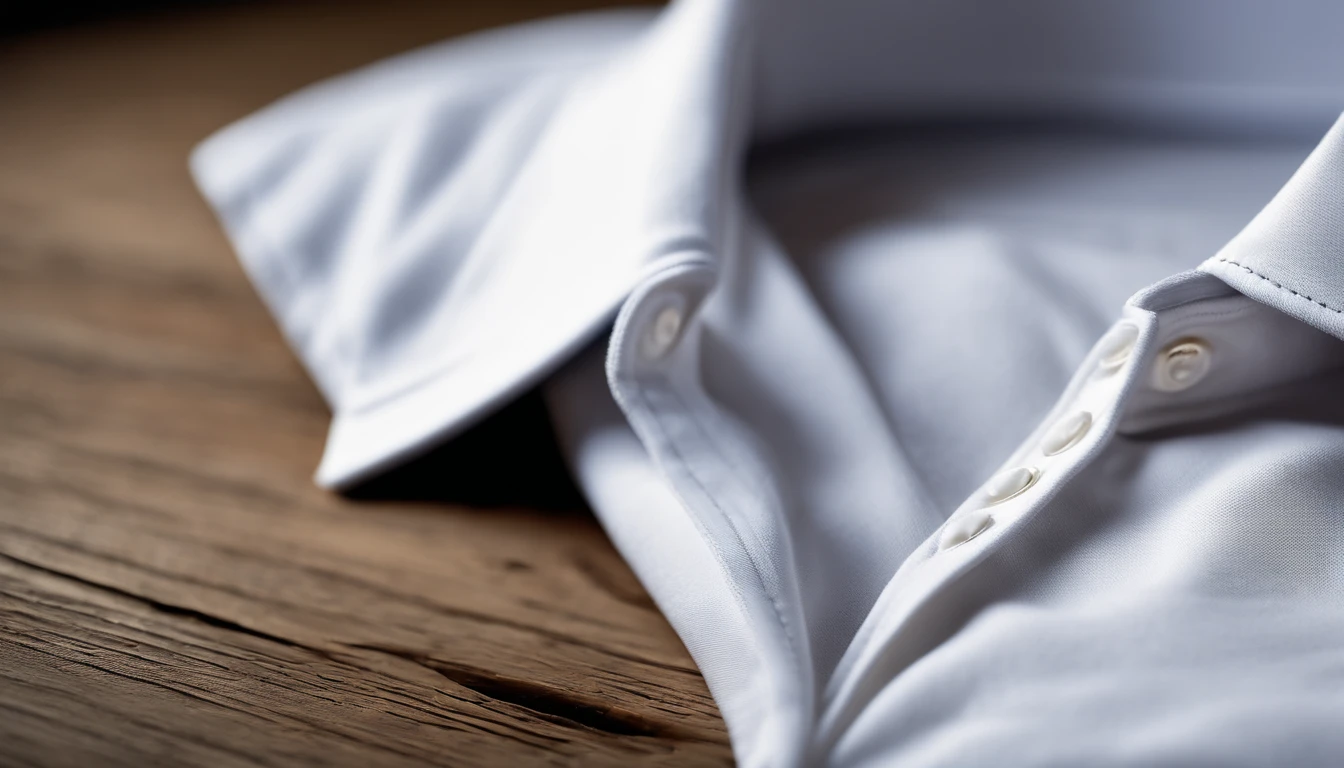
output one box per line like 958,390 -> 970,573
192,2 -> 1344,765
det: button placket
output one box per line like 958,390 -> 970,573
833,314 -> 1159,736
935,317 -> 1149,556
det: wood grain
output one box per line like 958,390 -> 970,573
0,1 -> 730,765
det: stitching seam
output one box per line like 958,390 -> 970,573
1211,257 -> 1343,315
630,378 -> 811,744
632,378 -> 803,676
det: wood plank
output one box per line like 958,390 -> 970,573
0,0 -> 729,764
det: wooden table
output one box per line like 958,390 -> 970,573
0,2 -> 731,764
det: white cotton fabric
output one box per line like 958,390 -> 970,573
193,1 -> 1344,765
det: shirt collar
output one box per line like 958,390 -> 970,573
322,0 -> 1344,486
196,0 -> 1344,488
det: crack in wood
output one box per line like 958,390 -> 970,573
2,571 -> 590,759
0,552 -> 720,747
0,551 -> 342,662
0,519 -> 703,678
346,642 -> 703,742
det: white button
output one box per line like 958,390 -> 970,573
939,509 -> 994,550
1152,337 -> 1212,392
641,306 -> 684,360
1041,411 -> 1092,456
983,466 -> 1039,505
1096,323 -> 1139,373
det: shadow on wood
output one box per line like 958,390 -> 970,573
345,387 -> 590,513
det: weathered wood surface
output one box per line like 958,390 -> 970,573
0,1 -> 731,765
